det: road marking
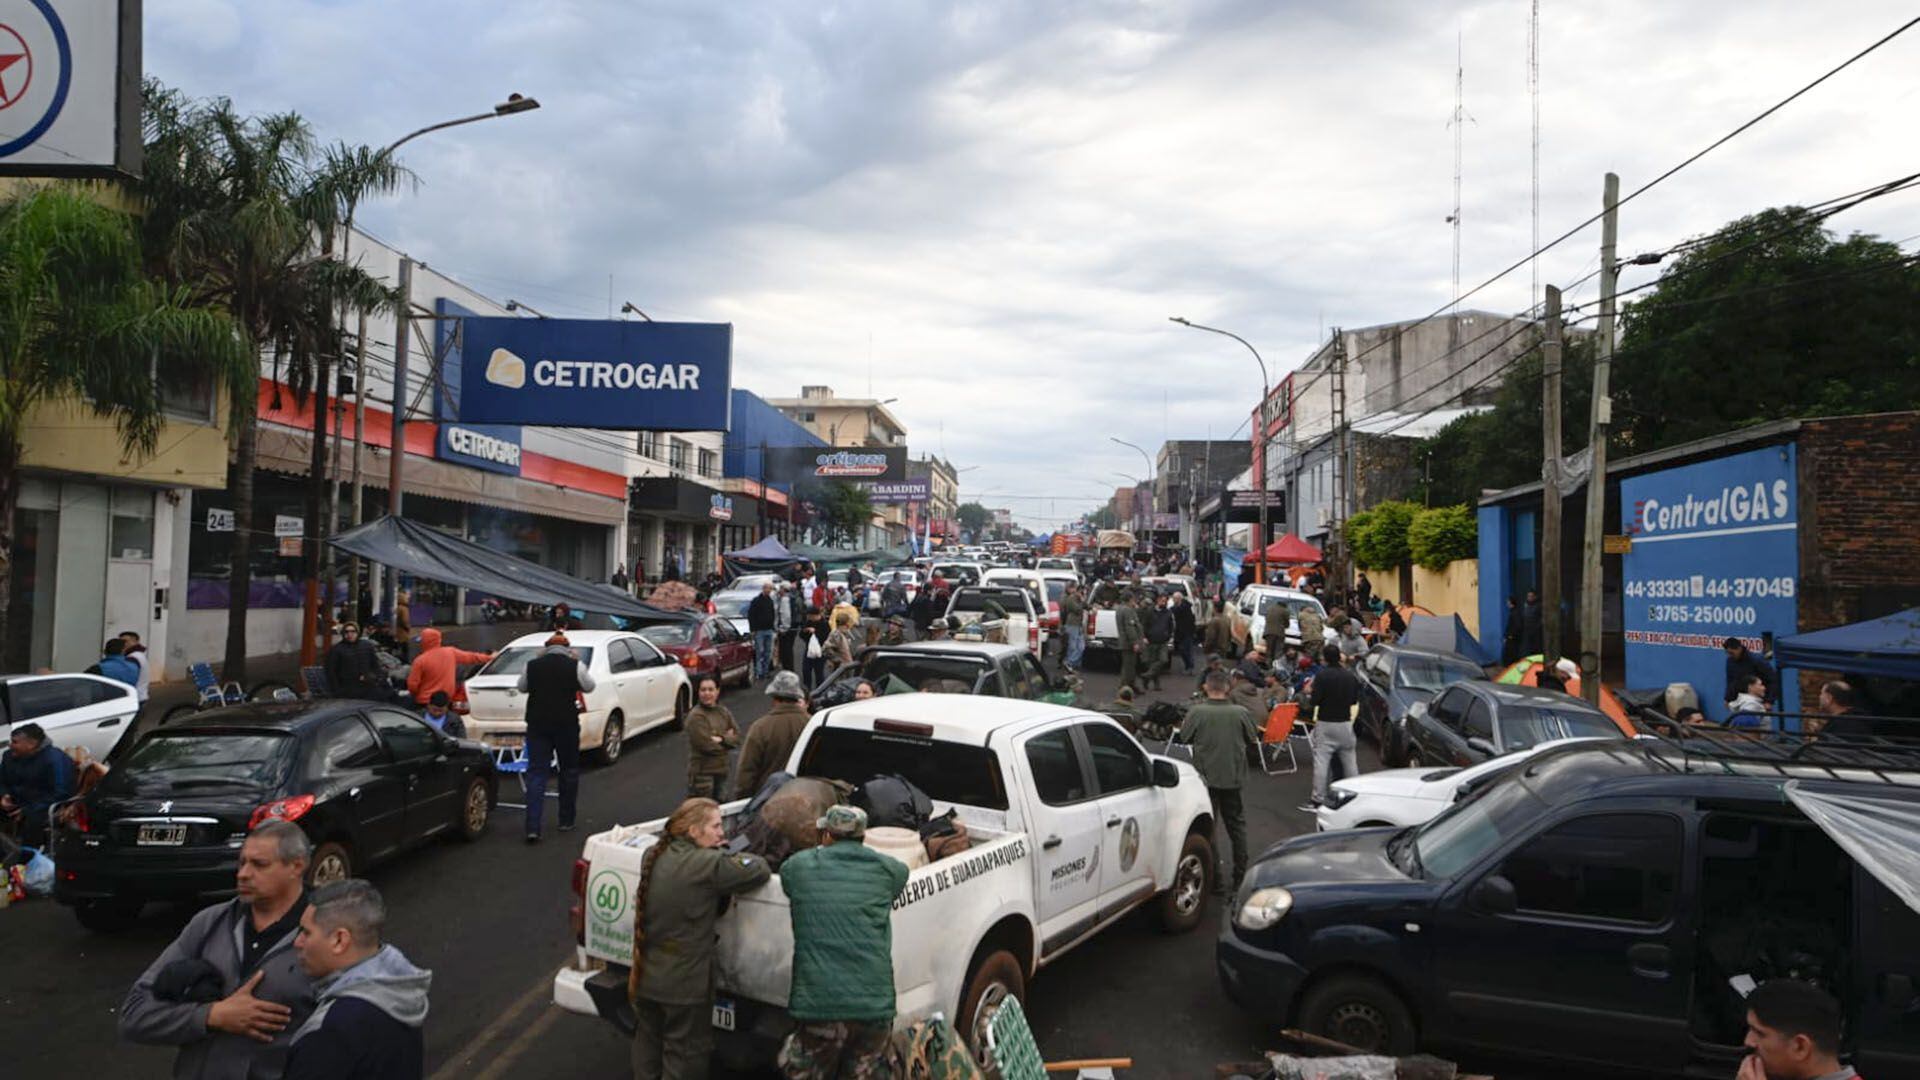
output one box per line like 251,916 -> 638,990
429,969 -> 565,1080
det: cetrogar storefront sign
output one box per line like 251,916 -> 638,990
458,317 -> 732,430
1621,444 -> 1799,720
439,424 -> 522,474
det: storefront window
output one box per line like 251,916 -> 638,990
5,492 -> 59,672
110,489 -> 154,560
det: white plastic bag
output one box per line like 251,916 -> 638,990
807,634 -> 822,659
20,847 -> 54,897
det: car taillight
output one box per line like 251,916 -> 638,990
1029,624 -> 1040,651
1086,612 -> 1097,634
570,858 -> 589,945
575,691 -> 588,713
249,794 -> 315,829
71,802 -> 92,833
453,700 -> 470,714
681,653 -> 702,669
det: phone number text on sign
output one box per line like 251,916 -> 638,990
1644,604 -> 1760,626
1624,576 -> 1796,600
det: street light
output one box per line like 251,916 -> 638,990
505,299 -> 549,318
1111,436 -> 1155,536
1172,316 -> 1272,586
619,301 -> 653,322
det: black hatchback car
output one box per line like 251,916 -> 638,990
1401,680 -> 1626,768
1353,645 -> 1488,766
54,701 -> 497,931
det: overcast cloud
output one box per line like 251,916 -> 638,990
148,1 -> 1920,529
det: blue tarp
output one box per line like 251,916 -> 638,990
1775,607 -> 1920,681
1404,612 -> 1497,666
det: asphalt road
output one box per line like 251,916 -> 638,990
4,629 -> 1602,1079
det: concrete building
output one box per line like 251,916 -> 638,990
719,389 -> 828,551
764,386 -> 912,546
1154,439 -> 1253,549
907,454 -> 959,543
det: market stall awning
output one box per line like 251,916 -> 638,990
1261,533 -> 1323,564
1775,608 -> 1920,681
791,543 -> 912,568
1785,781 -> 1920,917
328,516 -> 693,622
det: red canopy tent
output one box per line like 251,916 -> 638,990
1261,534 -> 1323,564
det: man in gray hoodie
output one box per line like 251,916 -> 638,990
285,879 -> 431,1080
119,820 -> 318,1079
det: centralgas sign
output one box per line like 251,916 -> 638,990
1620,444 -> 1800,720
457,317 -> 732,431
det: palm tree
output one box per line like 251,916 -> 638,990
0,186 -> 250,662
135,81 -> 405,680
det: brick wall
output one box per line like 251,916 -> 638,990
1796,412 -> 1920,633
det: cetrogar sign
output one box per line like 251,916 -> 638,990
457,318 -> 732,430
1620,444 -> 1799,720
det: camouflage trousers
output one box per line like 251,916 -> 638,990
686,769 -> 727,801
778,1019 -> 894,1080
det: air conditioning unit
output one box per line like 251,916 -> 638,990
1315,509 -> 1333,528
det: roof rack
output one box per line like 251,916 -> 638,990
1631,710 -> 1920,787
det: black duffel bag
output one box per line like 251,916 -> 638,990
852,773 -> 934,831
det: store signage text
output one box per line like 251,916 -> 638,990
709,493 -> 733,521
457,317 -> 732,431
444,425 -> 522,468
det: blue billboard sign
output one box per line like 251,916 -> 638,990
1620,444 -> 1799,720
456,317 -> 732,430
435,300 -> 522,475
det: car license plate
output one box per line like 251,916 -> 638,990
711,998 -> 736,1031
137,823 -> 189,846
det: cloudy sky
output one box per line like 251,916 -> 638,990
148,1 -> 1920,529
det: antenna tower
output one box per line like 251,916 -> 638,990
1529,1 -> 1541,310
1446,33 -> 1474,351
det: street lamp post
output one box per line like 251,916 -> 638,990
1110,437 -> 1154,541
1172,316 -> 1271,586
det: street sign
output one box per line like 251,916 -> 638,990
205,508 -> 234,533
1602,534 -> 1632,555
457,317 -> 732,430
273,515 -> 303,538
0,0 -> 142,177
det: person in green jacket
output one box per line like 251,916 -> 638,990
630,797 -> 771,1080
777,805 -> 910,1080
683,676 -> 740,799
1178,670 -> 1260,896
1115,591 -> 1145,693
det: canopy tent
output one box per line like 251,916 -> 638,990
791,543 -> 913,569
1775,608 -> 1920,681
1095,529 -> 1136,551
1496,655 -> 1633,732
328,516 -> 694,623
721,536 -> 804,581
1261,534 -> 1323,564
1404,613 -> 1496,666
1785,781 -> 1920,917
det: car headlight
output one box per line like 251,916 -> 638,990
1322,786 -> 1357,810
1235,886 -> 1294,930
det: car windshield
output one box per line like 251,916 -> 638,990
1497,706 -> 1622,748
106,731 -> 296,792
478,645 -> 597,675
638,624 -> 697,647
857,652 -> 991,694
797,726 -> 1008,809
1400,774 -> 1542,879
1396,657 -> 1484,693
951,590 -> 1030,614
1044,580 -> 1068,603
933,565 -> 980,586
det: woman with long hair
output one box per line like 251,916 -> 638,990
629,798 -> 770,1080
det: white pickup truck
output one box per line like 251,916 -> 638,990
552,694 -> 1217,1066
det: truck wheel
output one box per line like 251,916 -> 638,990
958,949 -> 1025,1055
1297,974 -> 1416,1056
1157,831 -> 1214,933
73,897 -> 143,933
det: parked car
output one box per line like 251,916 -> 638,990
557,695 -> 1217,1064
1401,681 -> 1626,768
709,589 -> 758,636
462,630 -> 692,765
1353,645 -> 1490,766
945,585 -> 1044,655
0,672 -> 140,763
1034,556 -> 1080,579
53,701 -> 497,931
811,641 -> 1064,707
1220,735 -> 1920,1075
1315,737 -> 1612,832
636,615 -> 755,687
1235,585 -> 1333,648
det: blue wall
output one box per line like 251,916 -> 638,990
725,390 -> 824,489
1477,504 -> 1510,655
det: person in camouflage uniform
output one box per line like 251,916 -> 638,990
682,675 -> 738,799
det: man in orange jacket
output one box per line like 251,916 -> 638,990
405,628 -> 494,705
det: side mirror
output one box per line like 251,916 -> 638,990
1472,874 -> 1518,915
1152,758 -> 1181,788
1466,736 -> 1498,757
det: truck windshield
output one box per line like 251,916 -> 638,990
858,652 -> 990,694
951,590 -> 1029,614
797,726 -> 1009,810
1404,776 -> 1541,879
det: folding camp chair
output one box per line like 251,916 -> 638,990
188,662 -> 246,708
299,666 -> 331,699
1260,703 -> 1305,776
983,995 -> 1129,1079
490,744 -> 560,810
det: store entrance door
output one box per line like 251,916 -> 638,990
105,559 -> 154,653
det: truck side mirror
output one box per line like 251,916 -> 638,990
1152,758 -> 1181,788
1466,736 -> 1498,757
1472,874 -> 1518,915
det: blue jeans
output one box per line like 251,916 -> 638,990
753,629 -> 775,678
1064,625 -> 1086,669
524,726 -> 580,835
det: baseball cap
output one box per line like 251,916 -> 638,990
817,804 -> 868,839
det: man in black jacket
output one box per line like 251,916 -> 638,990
1142,595 -> 1174,691
325,623 -> 384,700
747,583 -> 778,681
1519,590 -> 1544,657
286,879 -> 430,1080
1723,637 -> 1779,708
1171,592 -> 1198,673
1300,645 -> 1362,812
517,634 -> 596,843
1,723 -> 73,848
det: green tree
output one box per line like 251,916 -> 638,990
136,81 -> 404,678
0,187 -> 249,660
956,501 -> 990,536
817,481 -> 873,545
1345,500 -> 1418,570
1407,504 -> 1477,570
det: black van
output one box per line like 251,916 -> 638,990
1215,735 -> 1920,1076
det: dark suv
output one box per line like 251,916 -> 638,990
1216,736 -> 1920,1076
1353,644 -> 1488,766
54,701 -> 497,931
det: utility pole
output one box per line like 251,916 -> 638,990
383,255 -> 413,624
347,313 -> 369,620
1540,284 -> 1564,662
1577,174 -> 1619,705
1329,329 -> 1349,587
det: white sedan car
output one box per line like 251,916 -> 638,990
1315,737 -> 1611,832
462,630 -> 691,765
0,673 -> 141,763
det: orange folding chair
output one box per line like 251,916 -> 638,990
1260,702 -> 1303,775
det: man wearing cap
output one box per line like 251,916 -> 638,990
777,805 -> 910,1080
517,633 -> 596,843
1178,671 -> 1261,895
734,671 -> 811,801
